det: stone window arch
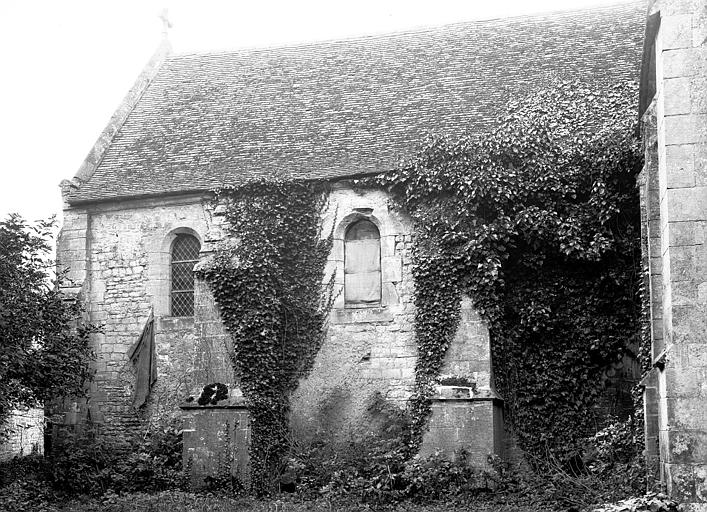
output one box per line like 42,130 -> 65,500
170,234 -> 201,317
344,219 -> 381,305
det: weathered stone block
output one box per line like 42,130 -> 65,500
670,244 -> 705,281
381,255 -> 402,283
667,187 -> 707,221
332,307 -> 393,324
667,397 -> 707,430
665,429 -> 707,464
665,77 -> 692,115
663,0 -> 698,16
693,77 -> 707,114
696,144 -> 707,185
419,397 -> 503,468
662,14 -> 694,50
666,462 -> 697,502
181,404 -> 250,490
665,115 -> 699,145
665,367 -> 707,398
670,221 -> 706,245
663,48 -> 705,78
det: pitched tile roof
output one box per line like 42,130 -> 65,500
68,2 -> 646,204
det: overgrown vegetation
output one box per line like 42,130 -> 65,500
0,422 -> 185,510
0,214 -> 97,430
192,78 -> 645,501
374,79 -> 644,462
0,414 -> 670,511
196,181 -> 334,494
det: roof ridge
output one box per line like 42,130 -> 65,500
167,1 -> 643,59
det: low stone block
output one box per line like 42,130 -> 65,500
419,398 -> 502,468
181,405 -> 250,490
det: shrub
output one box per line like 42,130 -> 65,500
0,455 -> 58,512
591,492 -> 679,512
49,427 -> 121,495
44,422 -> 185,496
113,424 -> 186,492
401,451 -> 489,501
0,214 -> 98,431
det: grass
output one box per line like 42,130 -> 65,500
50,491 -> 547,512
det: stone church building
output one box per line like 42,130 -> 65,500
53,0 -> 707,499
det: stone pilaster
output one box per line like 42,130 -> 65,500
645,0 -> 707,506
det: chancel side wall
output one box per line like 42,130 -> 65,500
57,183 -> 497,461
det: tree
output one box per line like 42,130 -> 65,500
0,214 -> 96,429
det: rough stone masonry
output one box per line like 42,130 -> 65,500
56,180 -> 503,478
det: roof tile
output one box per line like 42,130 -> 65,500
69,2 -> 646,204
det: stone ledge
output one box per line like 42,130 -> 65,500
331,306 -> 393,324
180,404 -> 249,410
431,396 -> 504,405
158,316 -> 195,330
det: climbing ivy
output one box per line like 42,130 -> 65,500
197,180 -> 334,493
200,77 -> 642,483
376,79 -> 643,462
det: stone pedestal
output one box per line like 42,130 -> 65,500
180,402 -> 250,489
419,297 -> 504,466
419,388 -> 503,468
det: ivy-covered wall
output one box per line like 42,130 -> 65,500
289,184 -> 417,441
198,180 -> 502,490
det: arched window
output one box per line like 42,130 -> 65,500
344,219 -> 381,305
170,234 -> 200,317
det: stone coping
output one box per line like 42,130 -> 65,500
432,385 -> 503,404
430,396 -> 504,405
179,403 -> 249,410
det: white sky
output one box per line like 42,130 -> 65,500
0,0 -> 639,224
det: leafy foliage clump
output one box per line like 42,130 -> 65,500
591,493 -> 679,512
375,79 -> 643,461
197,180 -> 334,494
0,214 -> 97,428
0,422 -> 185,502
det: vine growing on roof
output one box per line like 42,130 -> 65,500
197,180 -> 334,494
375,79 -> 644,462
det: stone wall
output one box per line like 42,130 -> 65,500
56,193 -> 233,436
290,184 -> 419,442
0,407 -> 44,461
57,182 -> 498,463
640,0 -> 707,507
